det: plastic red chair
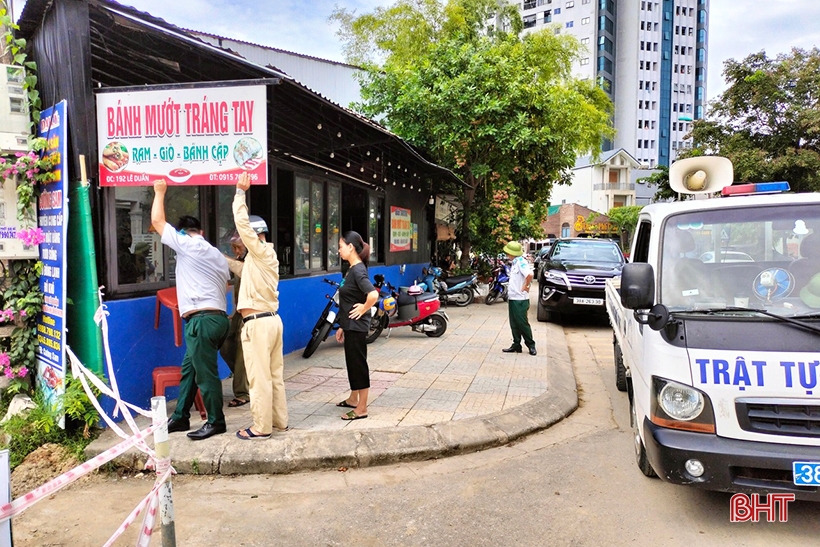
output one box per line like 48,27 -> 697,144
155,287 -> 183,347
152,366 -> 207,420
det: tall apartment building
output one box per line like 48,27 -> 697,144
518,0 -> 709,168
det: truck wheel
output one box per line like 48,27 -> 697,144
536,300 -> 550,322
302,322 -> 331,358
631,396 -> 657,478
614,337 -> 627,392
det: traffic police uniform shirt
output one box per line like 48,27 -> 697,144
508,256 -> 533,301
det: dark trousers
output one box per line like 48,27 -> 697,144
343,330 -> 370,391
171,313 -> 229,427
508,299 -> 535,350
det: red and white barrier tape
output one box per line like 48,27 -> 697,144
0,423 -> 159,523
101,464 -> 171,547
4,289 -> 179,545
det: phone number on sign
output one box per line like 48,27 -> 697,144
209,173 -> 259,182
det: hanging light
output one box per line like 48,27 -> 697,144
428,195 -> 435,205
330,152 -> 335,158
337,132 -> 342,137
317,123 -> 322,130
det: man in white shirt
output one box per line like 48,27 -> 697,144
501,241 -> 536,356
152,179 -> 230,440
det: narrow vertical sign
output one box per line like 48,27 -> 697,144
36,101 -> 68,427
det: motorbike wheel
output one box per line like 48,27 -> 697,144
485,289 -> 499,305
365,315 -> 384,344
424,314 -> 447,337
302,321 -> 332,358
453,288 -> 474,307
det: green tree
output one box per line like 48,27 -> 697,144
332,0 -> 614,262
689,48 -> 820,193
637,164 -> 675,201
606,205 -> 643,254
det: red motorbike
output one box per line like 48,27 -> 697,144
366,275 -> 449,342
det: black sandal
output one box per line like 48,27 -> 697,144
336,400 -> 356,408
228,398 -> 249,408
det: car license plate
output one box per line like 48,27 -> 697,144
573,297 -> 604,306
793,461 -> 820,485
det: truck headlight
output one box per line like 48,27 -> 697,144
650,377 -> 715,433
658,382 -> 703,421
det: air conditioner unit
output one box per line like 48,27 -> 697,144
0,64 -> 30,154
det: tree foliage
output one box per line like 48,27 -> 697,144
636,164 -> 675,201
332,0 -> 614,261
606,205 -> 643,253
688,48 -> 820,193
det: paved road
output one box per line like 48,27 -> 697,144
16,319 -> 820,546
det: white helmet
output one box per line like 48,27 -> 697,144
248,215 -> 268,234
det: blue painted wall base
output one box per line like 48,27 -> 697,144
98,263 -> 428,419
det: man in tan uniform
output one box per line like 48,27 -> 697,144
233,172 -> 287,440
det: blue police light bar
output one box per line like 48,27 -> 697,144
721,181 -> 791,197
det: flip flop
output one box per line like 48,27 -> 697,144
341,410 -> 368,421
336,400 -> 356,408
228,398 -> 249,408
236,427 -> 271,440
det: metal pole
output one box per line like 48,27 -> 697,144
151,396 -> 176,547
0,449 -> 11,547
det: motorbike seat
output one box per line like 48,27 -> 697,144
396,291 -> 438,306
444,274 -> 473,286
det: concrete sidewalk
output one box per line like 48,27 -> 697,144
86,293 -> 577,474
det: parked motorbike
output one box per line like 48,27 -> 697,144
303,277 -> 382,358
302,278 -> 342,358
366,275 -> 448,342
485,261 -> 510,305
427,265 -> 478,307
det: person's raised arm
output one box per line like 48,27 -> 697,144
233,172 -> 269,257
151,179 -> 168,235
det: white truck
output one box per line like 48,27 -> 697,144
607,156 -> 820,501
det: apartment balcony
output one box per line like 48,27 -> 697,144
593,183 -> 635,191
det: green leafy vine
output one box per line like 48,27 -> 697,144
0,7 -> 46,392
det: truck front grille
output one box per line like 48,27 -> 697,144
737,400 -> 820,438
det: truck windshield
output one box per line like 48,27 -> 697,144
660,203 -> 820,318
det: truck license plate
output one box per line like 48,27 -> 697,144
574,297 -> 604,306
793,462 -> 820,486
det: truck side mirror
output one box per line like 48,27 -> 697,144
621,263 -> 655,310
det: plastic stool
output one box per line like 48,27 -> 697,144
155,287 -> 183,347
152,366 -> 207,420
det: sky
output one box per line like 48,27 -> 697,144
10,0 -> 820,100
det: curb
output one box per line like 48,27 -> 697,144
86,322 -> 577,475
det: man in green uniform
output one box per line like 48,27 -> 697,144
152,179 -> 230,440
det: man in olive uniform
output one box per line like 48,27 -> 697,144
501,241 -> 536,356
152,179 -> 230,440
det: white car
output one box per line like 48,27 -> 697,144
699,250 -> 754,263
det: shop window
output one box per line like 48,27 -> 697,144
310,181 -> 324,269
114,185 -> 199,287
327,183 -> 341,270
294,175 -> 311,272
368,195 -> 383,263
